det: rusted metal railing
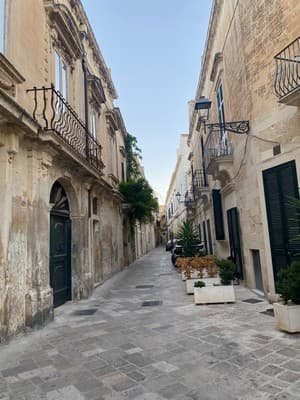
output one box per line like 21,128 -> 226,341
27,85 -> 103,171
274,36 -> 300,100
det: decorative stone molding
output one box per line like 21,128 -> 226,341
64,0 -> 117,99
113,107 -> 127,135
119,145 -> 126,157
88,74 -> 106,107
210,52 -> 223,82
44,1 -> 83,64
0,54 -> 25,96
105,111 -> 118,134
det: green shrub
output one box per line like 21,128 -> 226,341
178,220 -> 200,257
194,281 -> 206,288
277,261 -> 300,305
216,259 -> 236,285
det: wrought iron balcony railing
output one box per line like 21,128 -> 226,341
27,86 -> 103,171
204,129 -> 233,171
274,36 -> 300,103
193,169 -> 208,190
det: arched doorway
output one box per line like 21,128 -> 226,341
49,181 -> 71,307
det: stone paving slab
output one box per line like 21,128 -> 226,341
0,247 -> 300,399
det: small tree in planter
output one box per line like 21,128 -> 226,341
194,258 -> 236,304
178,220 -> 200,257
274,261 -> 300,333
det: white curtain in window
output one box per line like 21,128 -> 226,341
55,51 -> 68,99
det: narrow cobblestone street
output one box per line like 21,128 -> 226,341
0,247 -> 300,400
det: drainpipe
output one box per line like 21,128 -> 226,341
81,48 -> 89,160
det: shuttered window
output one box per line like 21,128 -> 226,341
263,160 -> 300,280
212,189 -> 225,240
207,219 -> 213,254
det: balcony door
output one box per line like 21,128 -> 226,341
263,160 -> 300,282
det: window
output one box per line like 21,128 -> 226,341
216,82 -> 228,150
0,0 -> 5,53
91,109 -> 97,139
55,51 -> 68,99
217,82 -> 225,126
121,162 -> 125,182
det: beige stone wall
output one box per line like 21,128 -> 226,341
0,0 -> 133,341
189,0 -> 300,300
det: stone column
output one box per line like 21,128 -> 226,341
25,147 -> 54,328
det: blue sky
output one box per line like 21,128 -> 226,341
82,0 -> 212,204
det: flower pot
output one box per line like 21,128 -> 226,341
185,277 -> 221,294
273,302 -> 300,333
194,284 -> 235,304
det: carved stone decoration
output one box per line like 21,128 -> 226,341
88,75 -> 106,107
119,146 -> 126,157
113,108 -> 126,135
105,111 -> 118,134
44,1 -> 83,62
0,54 -> 25,96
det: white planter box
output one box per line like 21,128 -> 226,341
185,277 -> 220,294
194,285 -> 235,304
274,302 -> 300,333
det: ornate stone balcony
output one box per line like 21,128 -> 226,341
27,86 -> 104,172
274,36 -> 300,106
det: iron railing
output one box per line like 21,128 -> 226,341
191,169 -> 209,201
27,86 -> 103,171
193,169 -> 208,190
274,36 -> 300,99
204,130 -> 233,170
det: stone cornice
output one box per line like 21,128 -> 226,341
70,0 -> 118,99
195,0 -> 222,98
44,1 -> 83,62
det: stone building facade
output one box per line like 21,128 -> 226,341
188,0 -> 300,300
0,0 -> 135,341
165,134 -> 192,239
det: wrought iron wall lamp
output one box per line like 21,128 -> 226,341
194,96 -> 250,135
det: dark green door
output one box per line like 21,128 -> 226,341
49,181 -> 71,308
227,207 -> 244,279
263,160 -> 300,282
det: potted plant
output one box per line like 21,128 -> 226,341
274,261 -> 300,333
194,258 -> 236,304
182,255 -> 219,294
175,220 -> 203,292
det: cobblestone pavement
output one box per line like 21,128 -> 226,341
1,247 -> 300,400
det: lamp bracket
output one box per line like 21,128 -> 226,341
206,120 -> 250,135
